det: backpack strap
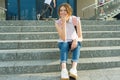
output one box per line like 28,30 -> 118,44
74,26 -> 77,33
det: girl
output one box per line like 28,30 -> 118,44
55,3 -> 83,80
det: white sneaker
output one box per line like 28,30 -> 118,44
69,68 -> 77,79
61,69 -> 69,80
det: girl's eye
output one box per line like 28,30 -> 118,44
60,10 -> 67,12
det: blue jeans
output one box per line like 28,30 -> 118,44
58,41 -> 81,63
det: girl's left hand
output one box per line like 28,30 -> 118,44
71,39 -> 77,50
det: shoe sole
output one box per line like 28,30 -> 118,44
70,76 -> 76,80
61,78 -> 69,80
69,73 -> 77,80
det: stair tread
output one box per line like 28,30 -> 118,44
0,26 -> 54,27
0,38 -> 120,42
0,25 -> 120,27
0,68 -> 120,80
0,31 -> 120,34
0,56 -> 120,67
0,46 -> 120,53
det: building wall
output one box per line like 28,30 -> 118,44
77,0 -> 96,19
0,0 -> 5,8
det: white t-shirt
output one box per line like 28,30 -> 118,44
44,0 -> 52,5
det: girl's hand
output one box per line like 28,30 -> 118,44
60,17 -> 66,27
71,39 -> 77,50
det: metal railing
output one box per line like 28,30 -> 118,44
82,0 -> 120,19
95,0 -> 113,9
82,3 -> 97,19
0,7 -> 7,20
95,0 -> 120,18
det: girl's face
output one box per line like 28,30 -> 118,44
59,6 -> 68,18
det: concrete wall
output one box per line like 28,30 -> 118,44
77,0 -> 96,19
0,0 -> 5,8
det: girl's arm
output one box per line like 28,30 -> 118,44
72,16 -> 83,42
55,21 -> 66,41
76,19 -> 83,42
71,16 -> 83,50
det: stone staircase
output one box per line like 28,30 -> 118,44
0,20 -> 120,75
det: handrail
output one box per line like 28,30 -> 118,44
81,0 -> 120,19
94,0 -> 114,8
0,7 -> 7,11
82,3 -> 97,11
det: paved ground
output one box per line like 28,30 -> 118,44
0,68 -> 120,80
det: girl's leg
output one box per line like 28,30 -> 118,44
71,42 -> 81,67
58,42 -> 70,80
58,42 -> 69,69
70,42 -> 81,79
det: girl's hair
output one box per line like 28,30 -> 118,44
58,3 -> 73,17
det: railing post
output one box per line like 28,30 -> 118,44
82,10 -> 85,19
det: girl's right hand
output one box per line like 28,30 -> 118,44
60,17 -> 66,27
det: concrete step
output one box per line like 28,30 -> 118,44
0,46 -> 120,61
83,31 -> 120,38
0,26 -> 55,32
0,56 -> 120,74
82,38 -> 120,47
0,25 -> 120,32
0,31 -> 120,40
0,38 -> 119,49
0,20 -> 55,26
0,72 -> 61,80
81,20 -> 120,25
0,68 -> 120,80
0,20 -> 120,26
0,32 -> 59,40
82,25 -> 120,31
